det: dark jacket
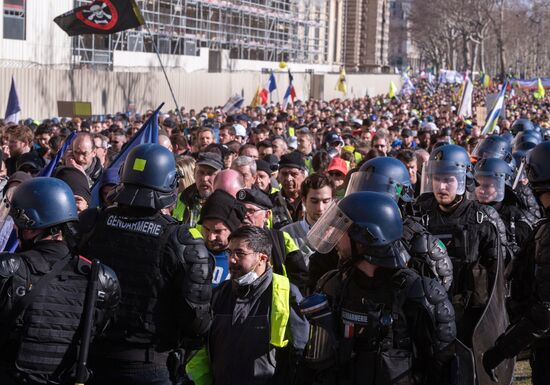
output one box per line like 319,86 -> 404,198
208,267 -> 309,385
415,193 -> 502,345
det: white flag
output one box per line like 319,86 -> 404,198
457,77 -> 473,118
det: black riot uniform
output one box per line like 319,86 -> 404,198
341,156 -> 454,290
302,192 -> 456,385
78,144 -> 213,385
471,157 -> 533,266
484,142 -> 550,384
417,144 -> 512,384
0,177 -> 120,385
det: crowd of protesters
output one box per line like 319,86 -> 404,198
1,79 -> 550,385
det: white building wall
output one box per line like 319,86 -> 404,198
0,0 -> 73,67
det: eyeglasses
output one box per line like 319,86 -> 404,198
245,207 -> 265,216
73,150 -> 93,157
228,250 -> 257,260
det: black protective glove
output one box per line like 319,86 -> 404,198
482,348 -> 501,383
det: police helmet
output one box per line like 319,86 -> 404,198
307,192 -> 408,268
110,143 -> 178,209
471,135 -> 512,163
511,118 -> 535,135
526,141 -> 550,193
421,144 -> 472,196
9,177 -> 78,230
473,158 -> 513,203
512,131 -> 542,153
500,132 -> 514,146
346,157 -> 414,202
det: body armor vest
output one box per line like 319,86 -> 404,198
86,208 -> 177,345
12,251 -> 88,384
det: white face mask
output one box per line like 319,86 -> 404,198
234,270 -> 259,286
234,260 -> 260,286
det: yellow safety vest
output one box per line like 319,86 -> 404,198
186,273 -> 291,384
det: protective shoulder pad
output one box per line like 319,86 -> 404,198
404,217 -> 428,237
316,269 -> 341,297
176,224 -> 205,245
476,204 -> 500,226
0,253 -> 22,278
420,276 -> 449,306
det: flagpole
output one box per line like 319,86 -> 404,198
143,24 -> 184,123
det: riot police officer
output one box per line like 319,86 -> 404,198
415,144 -> 513,383
472,135 -> 539,226
484,141 -> 550,384
0,177 -> 120,385
346,156 -> 453,290
78,143 -> 214,385
302,192 -> 456,385
472,158 -> 532,265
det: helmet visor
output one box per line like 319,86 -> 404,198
474,174 -> 505,203
345,171 -> 414,202
420,161 -> 466,196
307,201 -> 353,254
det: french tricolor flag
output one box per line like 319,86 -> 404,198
343,321 -> 354,338
282,69 -> 296,110
259,72 -> 277,105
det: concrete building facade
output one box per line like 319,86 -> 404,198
388,0 -> 420,70
340,0 -> 390,73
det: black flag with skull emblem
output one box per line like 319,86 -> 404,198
54,0 -> 144,36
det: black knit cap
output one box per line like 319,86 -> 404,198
279,152 -> 306,171
53,166 -> 92,204
199,190 -> 246,232
255,159 -> 272,175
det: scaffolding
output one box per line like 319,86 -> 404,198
72,0 -> 330,69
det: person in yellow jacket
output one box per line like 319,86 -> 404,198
187,226 -> 309,385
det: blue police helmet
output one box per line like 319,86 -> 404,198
428,144 -> 473,178
9,177 -> 78,230
511,118 -> 535,135
472,135 -> 512,162
111,143 -> 178,209
120,143 -> 177,192
308,191 -> 409,267
346,157 -> 414,202
526,141 -> 550,192
512,131 -> 542,153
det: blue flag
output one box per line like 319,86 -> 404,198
89,103 -> 162,208
3,131 -> 78,252
4,76 -> 20,123
39,131 -> 77,177
268,72 -> 277,93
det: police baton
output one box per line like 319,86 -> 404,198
75,259 -> 101,385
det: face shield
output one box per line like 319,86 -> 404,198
306,201 -> 353,254
420,160 -> 467,196
473,173 -> 505,203
346,171 -> 414,202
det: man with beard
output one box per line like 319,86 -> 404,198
173,152 -> 223,227
271,152 -> 307,229
237,188 -> 308,293
415,144 -> 509,383
199,189 -> 246,287
187,226 -> 309,385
